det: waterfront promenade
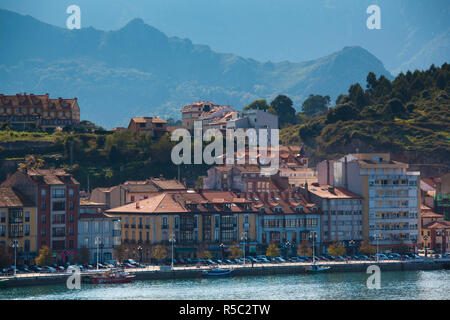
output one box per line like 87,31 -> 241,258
1,258 -> 449,288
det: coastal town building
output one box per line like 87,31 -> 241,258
300,183 -> 363,254
225,109 -> 278,144
318,153 -> 420,253
202,165 -> 290,193
419,205 -> 448,254
434,173 -> 450,220
105,190 -> 257,260
246,191 -> 321,256
181,101 -> 234,132
78,199 -> 121,264
1,169 -> 80,263
128,117 -> 168,138
89,177 -> 186,209
0,93 -> 80,130
0,187 -> 37,264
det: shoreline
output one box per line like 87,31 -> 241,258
1,259 -> 450,289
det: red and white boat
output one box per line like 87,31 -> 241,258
90,269 -> 135,284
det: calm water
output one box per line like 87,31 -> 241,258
1,270 -> 449,300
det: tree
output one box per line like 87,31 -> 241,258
301,94 -> 330,116
366,72 -> 378,93
265,242 -> 280,258
35,245 -> 53,266
229,244 -> 243,259
114,244 -> 127,262
151,245 -> 168,263
243,99 -> 269,112
327,242 -> 346,257
326,102 -> 359,123
197,249 -> 212,259
297,240 -> 312,257
359,241 -> 376,255
270,95 -> 296,127
76,246 -> 90,265
0,243 -> 13,269
348,83 -> 367,109
383,98 -> 406,119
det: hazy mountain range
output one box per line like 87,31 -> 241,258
0,9 -> 405,128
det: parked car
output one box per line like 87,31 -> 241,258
42,266 -> 57,273
375,253 -> 389,260
358,255 -> 370,261
275,257 -> 286,263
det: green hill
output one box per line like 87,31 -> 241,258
280,64 -> 450,168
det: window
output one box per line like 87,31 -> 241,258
68,189 -> 74,197
41,189 -> 46,198
0,212 -> 5,223
41,215 -> 46,224
0,225 -> 6,237
52,201 -> 65,211
24,211 -> 30,222
41,202 -> 46,210
52,189 -> 65,198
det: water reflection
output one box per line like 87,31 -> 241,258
0,270 -> 448,300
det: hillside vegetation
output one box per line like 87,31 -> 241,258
280,63 -> 450,166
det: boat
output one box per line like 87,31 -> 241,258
202,268 -> 233,277
90,269 -> 135,284
305,264 -> 331,274
0,279 -> 8,288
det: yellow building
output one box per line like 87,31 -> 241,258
105,190 -> 258,261
0,187 -> 38,264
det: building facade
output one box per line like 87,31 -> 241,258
89,177 -> 186,209
105,190 -> 258,260
181,101 -> 234,132
78,200 -> 121,264
0,93 -> 80,130
248,191 -> 321,256
128,117 -> 167,138
0,187 -> 38,264
300,183 -> 363,253
2,169 -> 80,263
318,153 -> 420,253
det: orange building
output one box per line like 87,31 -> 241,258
128,117 -> 167,138
0,93 -> 80,130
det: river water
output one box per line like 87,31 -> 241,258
1,270 -> 449,300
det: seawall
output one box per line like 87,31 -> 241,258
1,260 -> 449,289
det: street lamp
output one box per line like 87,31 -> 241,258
137,245 -> 143,263
241,231 -> 248,266
349,240 -> 356,255
169,233 -> 176,269
11,240 -> 19,277
220,243 -> 224,261
285,241 -> 291,258
423,235 -> 429,257
95,236 -> 101,270
309,231 -> 316,265
375,233 -> 380,262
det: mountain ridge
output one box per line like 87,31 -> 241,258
0,9 -> 393,128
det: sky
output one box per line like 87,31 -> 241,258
1,0 -> 449,71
